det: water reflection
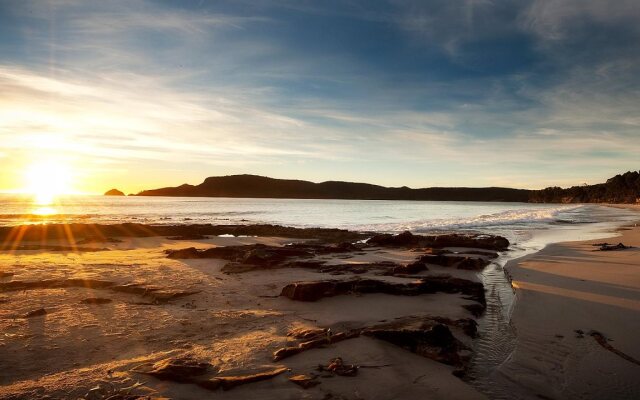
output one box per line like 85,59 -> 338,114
32,206 -> 57,216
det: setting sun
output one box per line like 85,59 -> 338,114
23,160 -> 73,205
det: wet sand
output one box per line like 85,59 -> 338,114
497,219 -> 640,399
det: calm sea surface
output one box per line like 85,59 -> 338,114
1,194 -> 637,241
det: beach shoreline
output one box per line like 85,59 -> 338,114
490,206 -> 640,399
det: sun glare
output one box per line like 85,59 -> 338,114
24,160 -> 73,205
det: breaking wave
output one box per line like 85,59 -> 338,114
354,205 -> 585,233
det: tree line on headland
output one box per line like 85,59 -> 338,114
528,170 -> 640,203
119,170 -> 639,204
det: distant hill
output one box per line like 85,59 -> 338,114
135,174 -> 531,202
529,170 -> 640,203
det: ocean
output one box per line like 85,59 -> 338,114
1,194 -> 636,245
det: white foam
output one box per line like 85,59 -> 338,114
352,205 -> 584,233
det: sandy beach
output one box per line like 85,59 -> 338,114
497,211 -> 640,400
0,226 -> 501,399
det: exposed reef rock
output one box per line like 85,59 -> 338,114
280,276 -> 485,308
0,223 -> 367,245
137,358 -> 288,392
144,357 -> 211,382
272,316 -> 477,375
273,330 -> 361,361
367,231 -> 509,250
417,254 -> 491,270
365,323 -> 466,367
23,308 -> 47,318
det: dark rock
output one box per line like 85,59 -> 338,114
429,234 -> 509,250
166,243 -> 315,265
367,231 -> 509,251
280,281 -> 339,302
166,247 -> 200,259
273,330 -> 360,361
280,276 -> 485,306
144,357 -> 210,382
167,235 -> 209,240
418,254 -> 491,270
365,324 -> 464,366
367,231 -> 418,246
0,223 -> 368,245
456,257 -> 491,270
215,367 -> 289,391
463,250 -> 499,258
75,237 -> 123,245
80,298 -> 112,304
320,357 -> 358,377
418,254 -> 461,267
288,327 -> 327,340
453,318 -> 479,338
463,304 -> 485,317
23,308 -> 47,318
289,374 -> 320,388
273,347 -> 305,361
598,242 -> 632,251
392,261 -> 428,274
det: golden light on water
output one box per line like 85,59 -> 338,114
33,206 -> 57,216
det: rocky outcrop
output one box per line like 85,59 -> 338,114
273,330 -> 361,361
418,254 -> 491,270
289,374 -> 320,388
367,231 -> 509,250
0,223 -> 368,245
144,357 -> 211,382
272,317 -> 477,375
80,297 -> 112,304
320,357 -> 358,376
23,308 -> 47,318
280,276 -> 485,309
365,323 -> 466,367
104,189 -> 125,196
166,242 -> 362,262
138,357 -> 289,391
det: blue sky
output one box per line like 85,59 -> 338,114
0,0 -> 639,193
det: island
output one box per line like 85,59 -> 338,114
104,188 -> 125,196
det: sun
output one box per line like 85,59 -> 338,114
24,160 -> 74,205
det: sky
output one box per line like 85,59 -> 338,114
0,0 -> 639,194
